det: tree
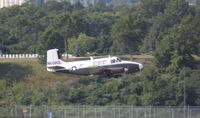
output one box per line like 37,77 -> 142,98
95,34 -> 112,54
44,0 -> 66,11
72,1 -> 84,10
68,33 -> 97,56
154,15 -> 200,72
0,27 -> 9,53
38,28 -> 64,63
138,0 -> 169,18
142,0 -> 194,52
111,14 -> 147,54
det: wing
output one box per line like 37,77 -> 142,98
89,66 -> 124,76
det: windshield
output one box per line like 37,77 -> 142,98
116,58 -> 121,62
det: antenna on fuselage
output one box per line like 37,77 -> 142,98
90,56 -> 94,60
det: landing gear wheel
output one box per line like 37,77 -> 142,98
103,70 -> 112,77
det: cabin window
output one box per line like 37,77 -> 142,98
111,59 -> 115,63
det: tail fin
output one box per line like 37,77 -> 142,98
47,49 -> 62,72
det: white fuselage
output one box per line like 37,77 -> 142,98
47,49 -> 143,76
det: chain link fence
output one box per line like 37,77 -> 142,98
1,106 -> 200,118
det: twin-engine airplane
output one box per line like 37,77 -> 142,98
47,49 -> 143,76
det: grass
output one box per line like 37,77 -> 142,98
0,58 -> 81,89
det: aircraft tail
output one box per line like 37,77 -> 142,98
47,49 -> 64,72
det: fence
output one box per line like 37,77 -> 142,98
0,54 -> 73,59
1,106 -> 200,118
0,54 -> 39,58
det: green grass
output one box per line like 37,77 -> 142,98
0,58 -> 81,89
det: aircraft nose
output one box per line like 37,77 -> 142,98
138,63 -> 143,70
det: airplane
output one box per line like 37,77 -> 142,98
47,49 -> 143,77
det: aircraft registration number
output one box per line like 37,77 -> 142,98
47,61 -> 61,65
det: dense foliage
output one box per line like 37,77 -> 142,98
0,0 -> 200,106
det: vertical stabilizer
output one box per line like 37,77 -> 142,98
47,49 -> 60,64
47,49 -> 63,72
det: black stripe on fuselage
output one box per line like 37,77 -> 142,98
56,63 -> 140,75
48,66 -> 65,70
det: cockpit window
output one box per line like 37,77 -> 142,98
111,59 -> 115,63
57,50 -> 62,59
111,58 -> 121,63
116,58 -> 121,62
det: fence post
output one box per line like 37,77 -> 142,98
64,108 -> 66,118
114,106 -> 116,118
29,105 -> 32,118
101,107 -> 103,118
136,107 -> 138,118
187,106 -> 189,118
83,106 -> 85,118
78,105 -> 80,118
119,107 -> 121,118
150,106 -> 152,118
15,105 -> 17,118
95,106 -> 97,118
45,105 -> 47,118
132,106 -> 134,118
